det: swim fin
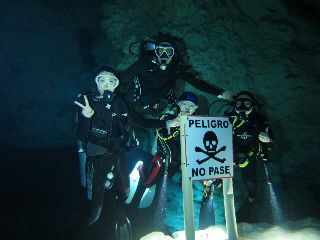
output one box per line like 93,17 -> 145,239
115,216 -> 133,240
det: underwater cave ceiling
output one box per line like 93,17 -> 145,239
0,0 -> 319,219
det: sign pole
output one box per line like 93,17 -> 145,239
223,178 -> 238,240
180,116 -> 195,240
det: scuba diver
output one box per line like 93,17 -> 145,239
156,91 -> 199,177
123,92 -> 199,212
119,32 -> 232,113
226,91 -> 274,203
74,66 -> 180,240
199,91 -> 274,228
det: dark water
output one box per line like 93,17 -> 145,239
0,146 -> 160,240
0,146 -> 81,239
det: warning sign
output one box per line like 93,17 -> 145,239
184,116 -> 233,181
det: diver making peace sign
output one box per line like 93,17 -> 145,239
74,66 -> 180,240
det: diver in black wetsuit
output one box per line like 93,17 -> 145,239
157,92 -> 198,177
121,92 -> 199,212
199,91 -> 274,228
119,33 -> 232,113
226,91 -> 274,203
74,66 -> 179,240
156,91 -> 199,177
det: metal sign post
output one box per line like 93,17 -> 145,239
180,115 -> 195,240
223,178 -> 238,240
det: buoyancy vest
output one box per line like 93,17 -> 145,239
227,111 -> 266,167
86,92 -> 131,150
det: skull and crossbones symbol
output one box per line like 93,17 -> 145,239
195,131 -> 226,165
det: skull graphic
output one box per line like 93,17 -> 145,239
195,130 -> 226,164
203,131 -> 218,152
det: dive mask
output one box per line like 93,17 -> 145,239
235,98 -> 253,115
155,45 -> 174,58
95,72 -> 119,91
155,42 -> 174,70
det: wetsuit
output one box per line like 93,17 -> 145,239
199,109 -> 272,228
226,110 -> 272,199
119,57 -> 224,110
156,105 -> 181,177
76,89 -> 166,212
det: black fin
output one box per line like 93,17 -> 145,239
115,217 -> 133,240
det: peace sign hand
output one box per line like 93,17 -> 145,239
74,95 -> 95,118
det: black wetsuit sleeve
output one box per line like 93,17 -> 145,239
257,114 -> 269,131
127,104 -> 166,129
179,68 -> 224,96
263,118 -> 275,143
118,59 -> 146,105
256,113 -> 276,144
118,59 -> 143,84
77,113 -> 91,140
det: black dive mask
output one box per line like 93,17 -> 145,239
103,90 -> 115,103
235,98 -> 253,112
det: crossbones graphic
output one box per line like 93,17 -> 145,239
195,131 -> 226,165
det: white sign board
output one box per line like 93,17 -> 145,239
184,116 -> 233,181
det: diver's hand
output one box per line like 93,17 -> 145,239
166,116 -> 180,128
219,90 -> 234,100
258,132 -> 271,143
74,95 -> 95,118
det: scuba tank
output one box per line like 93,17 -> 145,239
128,39 -> 160,72
128,39 -> 157,57
75,109 -> 87,189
